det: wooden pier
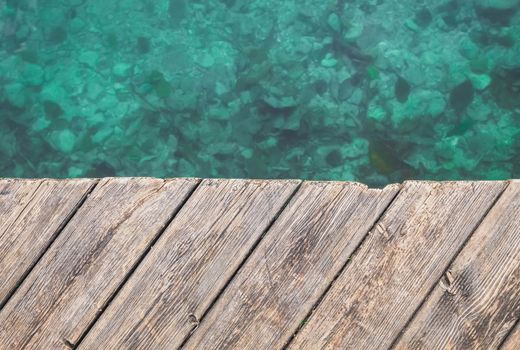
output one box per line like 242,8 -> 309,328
0,178 -> 519,349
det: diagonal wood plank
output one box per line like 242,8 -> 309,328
184,181 -> 400,350
0,179 -> 97,308
78,179 -> 300,350
395,181 -> 520,349
288,181 -> 507,350
0,177 -> 198,349
502,321 -> 520,350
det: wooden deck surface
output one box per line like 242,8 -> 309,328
0,178 -> 519,349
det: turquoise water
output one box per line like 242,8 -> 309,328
1,0 -> 519,186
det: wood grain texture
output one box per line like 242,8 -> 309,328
184,181 -> 400,350
78,179 -> 300,350
0,177 -> 198,349
289,181 -> 507,350
0,179 -> 96,308
501,321 -> 520,350
396,181 -> 520,350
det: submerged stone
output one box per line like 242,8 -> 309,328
148,70 -> 173,98
475,0 -> 519,10
490,67 -> 520,109
414,7 -> 433,27
48,26 -> 68,45
468,73 -> 492,91
475,0 -> 519,25
112,63 -> 133,80
22,63 -> 45,86
169,0 -> 187,24
327,13 -> 341,32
321,53 -> 338,67
326,149 -> 343,167
137,36 -> 151,54
395,77 -> 411,103
43,100 -> 64,118
449,80 -> 474,114
50,129 -> 77,153
5,83 -> 28,108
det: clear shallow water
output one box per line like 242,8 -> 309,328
0,0 -> 519,186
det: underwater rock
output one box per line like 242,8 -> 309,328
338,6 -> 365,41
414,7 -> 433,27
459,38 -> 480,60
395,77 -> 411,103
449,80 -> 474,114
474,0 -> 519,24
169,0 -> 187,24
196,52 -> 215,68
475,0 -> 519,10
326,149 -> 343,167
22,63 -> 45,87
41,82 -> 66,104
148,70 -> 173,98
490,67 -> 520,109
78,51 -> 99,67
314,80 -> 328,95
368,139 -> 415,176
43,100 -> 64,118
327,13 -> 341,32
470,30 -> 516,48
344,138 -> 369,158
86,81 -> 104,101
404,19 -> 420,32
18,49 -> 39,64
112,63 -> 133,80
5,83 -> 28,108
263,95 -> 298,110
466,98 -> 492,121
469,56 -> 490,74
86,161 -> 116,177
367,103 -> 386,122
137,36 -> 151,54
390,90 -> 446,127
49,129 -> 77,153
321,53 -> 338,67
468,73 -> 492,91
48,26 -> 68,45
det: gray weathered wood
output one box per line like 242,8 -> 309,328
0,179 -> 96,308
395,181 -> 520,350
184,181 -> 400,350
78,179 -> 300,350
289,181 -> 507,350
0,177 -> 198,349
502,321 -> 520,350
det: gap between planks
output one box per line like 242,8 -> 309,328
175,180 -> 304,349
72,179 -> 203,349
387,180 -> 511,348
282,182 -> 402,349
183,181 -> 400,349
286,181 -> 508,350
77,179 -> 301,349
0,178 -> 200,349
0,179 -> 99,311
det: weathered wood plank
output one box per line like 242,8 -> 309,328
289,181 -> 507,350
184,181 -> 400,350
395,181 -> 520,349
0,177 -> 198,349
78,179 -> 300,350
0,179 -> 96,308
502,321 -> 520,350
